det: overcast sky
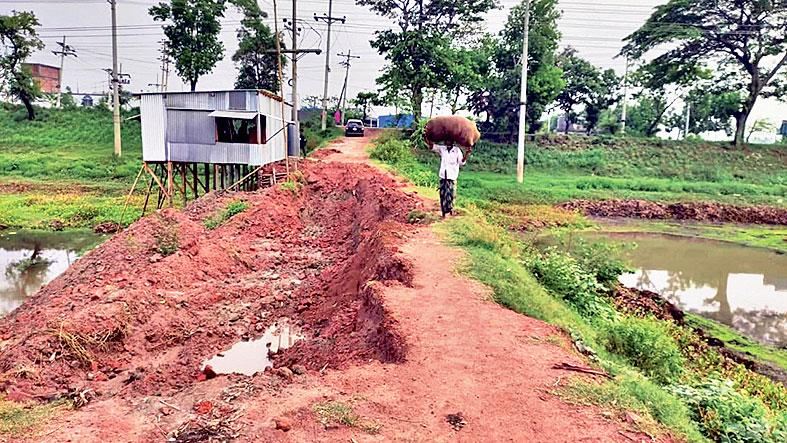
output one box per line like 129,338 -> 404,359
3,0 -> 786,131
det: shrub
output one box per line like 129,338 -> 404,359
528,248 -> 617,323
603,316 -> 685,384
670,379 -> 787,443
369,139 -> 412,164
563,238 -> 632,289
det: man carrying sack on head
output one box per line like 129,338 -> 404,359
424,116 -> 480,217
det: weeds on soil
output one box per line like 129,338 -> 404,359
312,400 -> 381,434
203,200 -> 249,230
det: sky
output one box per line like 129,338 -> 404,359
3,0 -> 786,136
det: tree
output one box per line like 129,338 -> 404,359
584,69 -> 620,134
469,0 -> 564,135
555,48 -> 596,133
351,91 -> 382,121
623,0 -> 787,146
150,0 -> 226,91
442,43 -> 489,114
666,87 -> 740,137
358,0 -> 496,120
232,2 -> 284,91
0,11 -> 44,120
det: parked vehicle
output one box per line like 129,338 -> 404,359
345,119 -> 365,137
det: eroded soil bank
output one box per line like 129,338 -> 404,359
0,159 -> 420,403
559,199 -> 787,225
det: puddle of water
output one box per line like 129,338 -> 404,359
580,232 -> 787,347
202,319 -> 304,376
0,230 -> 104,316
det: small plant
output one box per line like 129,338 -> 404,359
312,400 -> 380,434
603,316 -> 685,384
203,200 -> 249,230
154,222 -> 180,255
279,180 -> 302,195
670,378 -> 787,443
369,138 -> 413,164
528,248 -> 617,322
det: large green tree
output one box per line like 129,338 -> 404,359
554,48 -> 619,134
0,11 -> 44,120
468,0 -> 564,135
150,0 -> 226,91
357,0 -> 496,120
351,91 -> 382,121
624,0 -> 787,146
232,2 -> 284,91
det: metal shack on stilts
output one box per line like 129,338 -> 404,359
136,89 -> 294,210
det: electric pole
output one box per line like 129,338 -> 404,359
109,0 -> 121,157
337,50 -> 360,125
157,40 -> 170,92
315,0 -> 345,130
291,0 -> 300,156
684,100 -> 691,139
516,0 -> 531,184
621,55 -> 630,135
52,36 -> 77,108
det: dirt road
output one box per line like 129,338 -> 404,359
2,134 -> 650,442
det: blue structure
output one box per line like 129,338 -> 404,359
378,114 -> 415,128
780,120 -> 787,136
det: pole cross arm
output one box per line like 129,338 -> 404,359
263,49 -> 322,54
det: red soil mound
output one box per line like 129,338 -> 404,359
559,199 -> 787,225
0,161 -> 419,402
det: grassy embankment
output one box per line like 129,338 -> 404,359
371,129 -> 787,251
371,131 -> 787,442
0,105 -> 341,230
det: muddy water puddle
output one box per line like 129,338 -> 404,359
202,319 -> 304,376
581,232 -> 787,347
0,230 -> 104,316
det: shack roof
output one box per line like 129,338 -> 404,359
135,89 -> 284,102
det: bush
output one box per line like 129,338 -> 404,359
203,199 -> 249,230
561,238 -> 632,289
369,139 -> 412,164
603,316 -> 685,384
670,378 -> 787,443
528,248 -> 617,322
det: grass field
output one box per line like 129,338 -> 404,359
0,105 -> 341,230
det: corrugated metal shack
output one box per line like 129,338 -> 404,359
136,89 -> 293,208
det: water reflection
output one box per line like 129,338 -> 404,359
596,233 -> 787,347
0,230 -> 104,316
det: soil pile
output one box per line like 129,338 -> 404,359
0,160 -> 419,401
559,199 -> 787,225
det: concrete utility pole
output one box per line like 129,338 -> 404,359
109,0 -> 121,157
337,50 -> 360,125
315,0 -> 345,130
684,101 -> 691,139
621,55 -> 630,135
157,40 -> 170,92
291,0 -> 299,155
516,0 -> 531,184
52,36 -> 77,107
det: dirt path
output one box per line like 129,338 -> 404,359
3,134 -> 653,442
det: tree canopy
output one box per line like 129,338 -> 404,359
358,0 -> 496,120
150,0 -> 226,91
623,0 -> 787,145
468,0 -> 564,136
0,11 -> 44,120
232,2 -> 284,91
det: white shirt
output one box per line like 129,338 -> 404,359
432,144 -> 465,180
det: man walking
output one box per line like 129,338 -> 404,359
431,142 -> 467,217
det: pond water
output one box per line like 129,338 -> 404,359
583,232 -> 787,347
0,230 -> 105,316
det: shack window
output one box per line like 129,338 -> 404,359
214,115 -> 266,144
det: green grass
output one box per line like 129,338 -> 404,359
0,397 -> 67,437
203,200 -> 249,230
0,105 -> 144,229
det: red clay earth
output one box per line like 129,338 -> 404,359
559,199 -> 787,225
1,135 -> 664,442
